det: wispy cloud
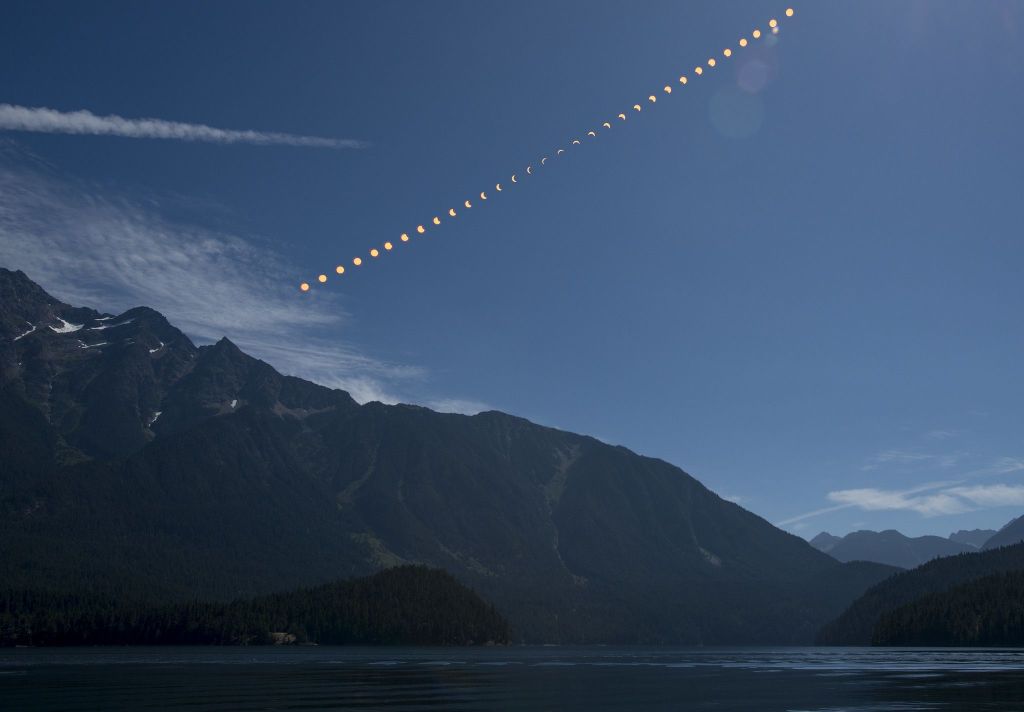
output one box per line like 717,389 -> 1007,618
946,484 -> 1024,508
425,398 -> 493,416
0,151 -> 426,404
861,449 -> 961,471
0,104 -> 365,149
924,429 -> 959,441
827,485 -> 969,517
778,456 -> 1024,527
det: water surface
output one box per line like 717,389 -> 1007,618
2,646 -> 1023,710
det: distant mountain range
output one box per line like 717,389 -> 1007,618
809,525 -> 1010,569
0,267 -> 896,644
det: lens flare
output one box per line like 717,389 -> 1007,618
769,18 -> 778,28
723,48 -> 732,58
353,257 -> 362,266
417,225 -> 425,234
318,274 -> 327,283
786,7 -> 794,16
679,76 -> 688,84
708,58 -> 716,67
384,242 -> 393,250
433,216 -> 441,225
335,265 -> 345,274
300,282 -> 310,292
739,38 -> 748,47
449,208 -> 457,217
753,29 -> 762,39
370,248 -> 379,257
695,66 -> 703,75
401,233 -> 410,242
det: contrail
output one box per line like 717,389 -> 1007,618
0,104 -> 365,149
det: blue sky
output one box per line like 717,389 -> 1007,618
1,1 -> 1022,538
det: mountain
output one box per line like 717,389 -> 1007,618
872,570 -> 1024,646
949,528 -> 997,549
0,267 -> 896,644
816,542 -> 1024,645
809,530 -> 974,569
809,532 -> 842,553
0,566 -> 509,647
982,515 -> 1024,550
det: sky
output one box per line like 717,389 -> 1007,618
1,0 -> 1022,539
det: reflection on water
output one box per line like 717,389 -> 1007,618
2,646 -> 1023,711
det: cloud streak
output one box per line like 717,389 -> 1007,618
777,456 -> 1024,527
0,152 -> 418,403
0,104 -> 365,149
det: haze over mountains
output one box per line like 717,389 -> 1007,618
811,531 -> 979,570
0,267 -> 901,644
810,522 -> 1020,570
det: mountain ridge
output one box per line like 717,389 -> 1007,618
810,529 -> 975,569
0,267 -> 896,643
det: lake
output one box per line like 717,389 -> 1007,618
2,646 -> 1023,711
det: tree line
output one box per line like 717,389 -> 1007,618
0,566 -> 510,646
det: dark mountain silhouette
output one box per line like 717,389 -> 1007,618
809,529 -> 973,569
872,570 -> 1024,646
949,528 -> 997,549
816,542 -> 1024,645
0,267 -> 896,643
982,515 -> 1024,550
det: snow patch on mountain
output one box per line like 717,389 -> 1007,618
13,323 -> 36,341
88,319 -> 134,331
49,317 -> 83,333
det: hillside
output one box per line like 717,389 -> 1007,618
983,515 -> 1024,550
0,566 -> 509,646
0,267 -> 895,644
872,570 -> 1024,646
816,542 -> 1024,645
